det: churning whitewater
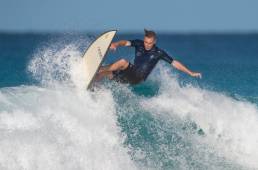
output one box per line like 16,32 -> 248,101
0,35 -> 258,170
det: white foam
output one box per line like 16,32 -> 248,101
0,86 -> 137,170
28,42 -> 88,89
142,66 -> 258,169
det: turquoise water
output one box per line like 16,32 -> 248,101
0,32 -> 258,170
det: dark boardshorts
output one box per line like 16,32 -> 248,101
112,63 -> 144,85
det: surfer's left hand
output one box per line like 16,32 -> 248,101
110,43 -> 117,51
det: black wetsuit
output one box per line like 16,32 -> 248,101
113,39 -> 174,84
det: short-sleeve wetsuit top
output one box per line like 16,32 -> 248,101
130,39 -> 173,78
113,39 -> 174,84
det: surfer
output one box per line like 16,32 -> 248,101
97,29 -> 202,84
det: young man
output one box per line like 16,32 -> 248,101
97,29 -> 202,84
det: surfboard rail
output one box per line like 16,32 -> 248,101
82,30 -> 117,89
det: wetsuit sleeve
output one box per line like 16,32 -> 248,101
129,39 -> 143,48
160,50 -> 174,64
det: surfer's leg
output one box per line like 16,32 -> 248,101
99,59 -> 129,73
95,71 -> 113,81
96,59 -> 129,81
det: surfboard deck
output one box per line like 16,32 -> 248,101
82,30 -> 117,90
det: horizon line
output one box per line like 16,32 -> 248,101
1,29 -> 258,35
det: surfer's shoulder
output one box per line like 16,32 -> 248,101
130,39 -> 143,47
155,46 -> 166,54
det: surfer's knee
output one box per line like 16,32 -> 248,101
118,59 -> 128,65
118,59 -> 129,69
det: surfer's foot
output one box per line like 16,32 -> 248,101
99,65 -> 111,73
98,68 -> 105,73
95,73 -> 103,81
107,73 -> 113,79
95,71 -> 113,81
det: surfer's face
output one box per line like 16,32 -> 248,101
144,36 -> 156,50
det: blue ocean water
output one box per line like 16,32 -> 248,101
0,32 -> 258,170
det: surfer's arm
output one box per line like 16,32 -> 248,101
172,60 -> 202,78
110,40 -> 131,50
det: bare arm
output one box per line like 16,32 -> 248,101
172,60 -> 202,78
110,40 -> 131,51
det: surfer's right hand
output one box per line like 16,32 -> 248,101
110,43 -> 117,51
191,72 -> 202,79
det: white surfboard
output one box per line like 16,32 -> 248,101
82,30 -> 117,89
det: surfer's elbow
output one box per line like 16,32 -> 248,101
124,40 -> 131,46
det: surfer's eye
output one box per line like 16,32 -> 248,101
144,41 -> 153,45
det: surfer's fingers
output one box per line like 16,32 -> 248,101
109,46 -> 117,51
192,72 -> 202,79
198,73 -> 202,79
197,73 -> 202,79
109,43 -> 117,50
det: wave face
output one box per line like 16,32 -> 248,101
0,33 -> 258,169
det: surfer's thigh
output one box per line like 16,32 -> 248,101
111,63 -> 143,84
113,59 -> 129,70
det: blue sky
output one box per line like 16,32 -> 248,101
1,0 -> 258,32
